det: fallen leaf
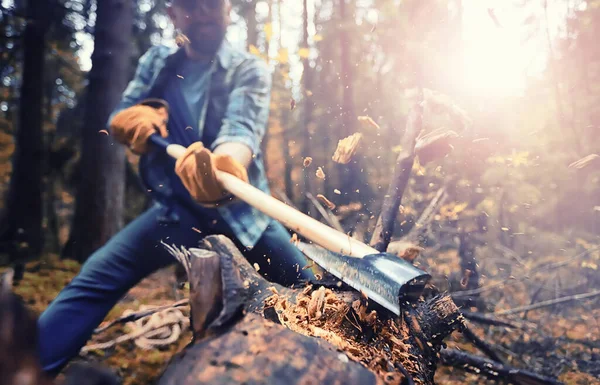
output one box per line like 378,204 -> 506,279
264,23 -> 273,43
276,48 -> 289,64
298,47 -> 311,59
316,167 -> 326,179
332,133 -> 363,164
303,157 -> 313,167
249,44 -> 261,56
357,116 -> 380,130
316,194 -> 336,210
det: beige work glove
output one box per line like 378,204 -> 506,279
175,142 -> 249,206
109,98 -> 169,154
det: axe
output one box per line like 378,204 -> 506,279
148,135 -> 431,316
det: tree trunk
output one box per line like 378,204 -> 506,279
62,0 -> 131,261
301,0 -> 314,215
245,2 -> 258,49
337,0 -> 369,205
0,1 -> 49,271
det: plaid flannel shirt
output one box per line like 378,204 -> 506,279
107,40 -> 274,249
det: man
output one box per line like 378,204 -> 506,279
37,0 -> 314,377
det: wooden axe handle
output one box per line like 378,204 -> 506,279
157,137 -> 378,258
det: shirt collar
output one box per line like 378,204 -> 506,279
214,39 -> 235,69
167,38 -> 235,70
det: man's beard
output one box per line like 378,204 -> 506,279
184,22 -> 226,55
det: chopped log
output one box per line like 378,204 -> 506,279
159,235 -> 464,385
157,312 -> 380,385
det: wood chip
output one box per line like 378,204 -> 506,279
290,233 -> 299,246
316,194 -> 336,210
332,133 -> 363,164
175,33 -> 190,47
316,167 -> 326,180
414,128 -> 458,164
290,98 -> 296,110
303,157 -> 313,167
357,116 -> 380,130
569,154 -> 600,169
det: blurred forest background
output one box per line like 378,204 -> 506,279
0,0 -> 599,384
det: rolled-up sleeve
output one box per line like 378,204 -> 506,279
210,59 -> 272,154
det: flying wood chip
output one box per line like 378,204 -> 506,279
303,157 -> 313,167
357,116 -> 380,130
290,233 -> 299,246
316,194 -> 336,210
569,154 -> 600,169
316,167 -> 326,180
175,33 -> 190,47
290,98 -> 296,110
332,133 -> 363,164
414,128 -> 458,165
98,130 -> 109,135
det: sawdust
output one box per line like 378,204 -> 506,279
265,285 -> 420,384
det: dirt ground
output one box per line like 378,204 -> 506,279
5,247 -> 600,385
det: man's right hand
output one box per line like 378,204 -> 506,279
109,98 -> 170,154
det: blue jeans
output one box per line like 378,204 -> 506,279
37,203 -> 313,376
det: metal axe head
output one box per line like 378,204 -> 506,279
297,242 -> 431,316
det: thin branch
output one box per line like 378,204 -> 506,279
453,246 -> 600,298
460,311 -> 535,330
370,101 -> 424,252
441,349 -> 562,385
461,326 -> 505,363
403,187 -> 447,244
305,192 -> 344,232
495,289 -> 600,316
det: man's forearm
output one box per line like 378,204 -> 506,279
213,142 -> 253,169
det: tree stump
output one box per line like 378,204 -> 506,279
158,235 -> 464,385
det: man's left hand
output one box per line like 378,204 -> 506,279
175,142 -> 249,205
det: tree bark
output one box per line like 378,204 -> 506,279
301,0 -> 314,215
337,0 -> 369,204
245,1 -> 258,49
0,0 -> 49,274
62,0 -> 131,261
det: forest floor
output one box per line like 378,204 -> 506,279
4,243 -> 600,385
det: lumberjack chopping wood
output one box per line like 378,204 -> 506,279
36,0 -> 315,377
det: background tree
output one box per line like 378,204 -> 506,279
62,0 -> 133,261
